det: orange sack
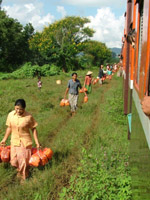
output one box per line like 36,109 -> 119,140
65,100 -> 70,106
93,79 -> 98,85
79,88 -> 84,93
31,147 -> 38,155
60,99 -> 65,107
1,147 -> 10,163
37,150 -> 48,166
83,87 -> 87,92
84,96 -> 88,103
43,148 -> 53,160
29,153 -> 40,167
0,146 -> 4,160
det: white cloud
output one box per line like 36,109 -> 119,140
57,6 -> 67,18
61,0 -> 124,8
2,2 -> 55,30
87,7 -> 124,48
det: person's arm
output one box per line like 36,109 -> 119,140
32,128 -> 40,148
0,127 -> 11,145
64,88 -> 69,99
83,76 -> 86,88
80,82 -> 87,96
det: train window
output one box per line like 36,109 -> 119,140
137,2 -> 144,84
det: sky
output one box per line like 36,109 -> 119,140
1,0 -> 127,48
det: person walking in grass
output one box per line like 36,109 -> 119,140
0,99 -> 40,181
64,72 -> 86,115
83,71 -> 93,94
107,67 -> 112,80
98,65 -> 105,85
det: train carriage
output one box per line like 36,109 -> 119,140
121,0 -> 150,198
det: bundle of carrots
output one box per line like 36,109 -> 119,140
0,146 -> 11,163
60,99 -> 70,106
79,87 -> 88,93
29,147 -> 53,167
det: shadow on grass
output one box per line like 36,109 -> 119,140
53,150 -> 70,164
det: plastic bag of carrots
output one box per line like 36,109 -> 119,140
0,146 -> 10,163
29,147 -> 53,167
60,99 -> 70,106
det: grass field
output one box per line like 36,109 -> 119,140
0,70 -> 131,200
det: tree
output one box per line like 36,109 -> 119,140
0,10 -> 34,72
0,0 -> 2,10
83,40 -> 112,66
29,16 -> 95,71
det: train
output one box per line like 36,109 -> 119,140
121,0 -> 150,198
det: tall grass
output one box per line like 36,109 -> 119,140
0,70 -> 131,200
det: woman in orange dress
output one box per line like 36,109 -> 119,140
0,99 -> 40,180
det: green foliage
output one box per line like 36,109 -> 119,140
0,63 -> 60,80
83,40 -> 112,66
0,9 -> 34,72
29,16 -> 95,71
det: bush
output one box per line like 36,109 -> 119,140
0,63 -> 60,80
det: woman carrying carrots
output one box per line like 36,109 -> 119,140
83,71 -> 93,94
0,99 -> 40,181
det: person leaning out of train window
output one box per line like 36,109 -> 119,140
0,99 -> 40,181
83,71 -> 93,94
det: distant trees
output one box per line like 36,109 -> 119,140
0,9 -> 34,72
0,9 -> 114,73
83,40 -> 112,66
29,16 -> 95,71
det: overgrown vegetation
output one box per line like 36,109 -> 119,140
59,76 -> 131,200
0,71 -> 131,199
0,63 -> 60,80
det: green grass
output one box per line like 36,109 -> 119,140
0,70 -> 131,200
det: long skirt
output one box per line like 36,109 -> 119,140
10,144 -> 32,180
68,94 -> 78,112
85,84 -> 92,94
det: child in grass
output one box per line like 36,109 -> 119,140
37,76 -> 42,90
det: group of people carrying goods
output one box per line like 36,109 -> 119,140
63,64 -> 118,115
0,63 -> 119,182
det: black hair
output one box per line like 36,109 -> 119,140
72,72 -> 77,76
15,99 -> 26,108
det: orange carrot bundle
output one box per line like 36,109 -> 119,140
1,147 -> 10,163
60,99 -> 65,107
31,147 -> 38,155
93,79 -> 98,85
84,96 -> 88,103
64,99 -> 70,106
43,148 -> 53,160
29,153 -> 40,167
37,150 -> 48,166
